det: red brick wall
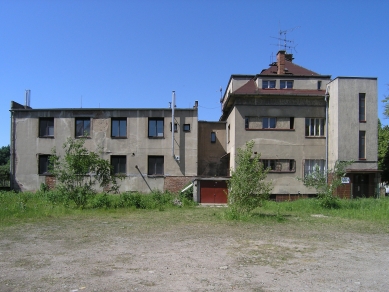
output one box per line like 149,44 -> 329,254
164,176 -> 195,193
45,176 -> 56,190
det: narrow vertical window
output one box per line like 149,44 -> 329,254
245,117 -> 249,129
359,93 -> 366,121
38,155 -> 51,174
290,117 -> 294,129
359,131 -> 366,159
39,118 -> 54,137
317,81 -> 322,90
75,118 -> 91,137
211,132 -> 216,143
227,124 -> 230,143
111,118 -> 127,138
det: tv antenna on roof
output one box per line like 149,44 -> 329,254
270,26 -> 300,53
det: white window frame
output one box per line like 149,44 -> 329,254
305,118 -> 325,137
280,80 -> 293,89
304,159 -> 326,177
262,80 -> 276,89
263,117 -> 277,129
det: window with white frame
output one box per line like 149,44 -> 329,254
262,80 -> 276,89
304,159 -> 325,177
280,80 -> 293,89
305,118 -> 325,137
263,117 -> 276,129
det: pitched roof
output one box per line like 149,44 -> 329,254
260,60 -> 321,76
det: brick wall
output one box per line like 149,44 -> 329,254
45,176 -> 56,190
164,176 -> 195,193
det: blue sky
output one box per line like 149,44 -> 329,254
1,0 -> 389,147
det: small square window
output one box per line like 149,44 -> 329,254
111,156 -> 126,174
39,118 -> 54,137
148,156 -> 164,175
75,118 -> 91,137
149,118 -> 164,138
111,118 -> 127,138
170,122 -> 178,132
211,132 -> 216,143
39,155 -> 52,175
183,124 -> 190,132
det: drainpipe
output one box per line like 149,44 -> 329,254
325,85 -> 330,184
172,91 -> 175,158
10,108 -> 15,190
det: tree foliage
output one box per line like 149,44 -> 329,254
302,160 -> 352,208
378,119 -> 389,182
50,137 -> 121,208
0,145 -> 10,165
227,140 -> 272,214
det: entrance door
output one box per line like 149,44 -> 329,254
200,180 -> 228,204
353,174 -> 369,198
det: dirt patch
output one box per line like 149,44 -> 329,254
0,210 -> 388,291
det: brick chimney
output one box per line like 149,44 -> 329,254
277,50 -> 286,75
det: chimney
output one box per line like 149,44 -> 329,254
277,50 -> 286,75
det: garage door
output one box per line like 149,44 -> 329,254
200,180 -> 228,204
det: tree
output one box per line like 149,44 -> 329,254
0,145 -> 10,165
378,119 -> 389,183
302,160 -> 352,208
227,140 -> 272,214
50,137 -> 121,208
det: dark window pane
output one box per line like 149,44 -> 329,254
211,132 -> 216,143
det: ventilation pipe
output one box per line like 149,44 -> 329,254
325,85 -> 330,183
172,91 -> 175,158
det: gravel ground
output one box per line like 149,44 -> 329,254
0,211 -> 388,292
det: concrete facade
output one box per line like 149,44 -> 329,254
219,51 -> 380,199
10,102 -> 198,193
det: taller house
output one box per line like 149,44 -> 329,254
220,51 -> 379,200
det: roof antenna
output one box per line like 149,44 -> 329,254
270,26 -> 300,53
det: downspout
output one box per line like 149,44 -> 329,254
325,85 -> 330,184
172,91 -> 175,158
10,109 -> 15,190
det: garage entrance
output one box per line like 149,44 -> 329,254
199,180 -> 228,204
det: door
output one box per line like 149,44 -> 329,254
353,174 -> 369,198
200,180 -> 228,204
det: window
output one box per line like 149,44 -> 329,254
111,156 -> 126,174
211,132 -> 216,143
227,124 -> 230,143
359,93 -> 366,121
317,81 -> 322,90
290,117 -> 294,129
148,118 -> 164,137
304,159 -> 325,177
170,122 -> 178,132
183,124 -> 190,132
75,118 -> 91,137
262,80 -> 276,89
111,118 -> 127,138
38,155 -> 51,175
39,118 -> 54,137
263,117 -> 276,129
261,159 -> 295,172
280,80 -> 293,89
359,131 -> 366,159
148,156 -> 164,175
305,118 -> 325,137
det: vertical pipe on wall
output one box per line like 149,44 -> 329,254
172,91 -> 175,158
325,85 -> 330,184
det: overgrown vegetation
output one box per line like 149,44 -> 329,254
50,137 -> 121,208
227,140 -> 272,216
301,160 -> 352,209
0,145 -> 10,187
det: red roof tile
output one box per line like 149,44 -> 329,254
260,60 -> 320,76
